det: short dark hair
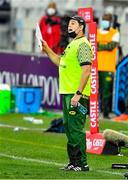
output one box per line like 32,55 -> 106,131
70,15 -> 86,32
102,13 -> 112,21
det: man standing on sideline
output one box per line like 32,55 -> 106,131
41,16 -> 92,172
97,13 -> 120,119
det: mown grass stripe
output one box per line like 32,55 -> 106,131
0,137 -> 66,150
0,153 -> 123,177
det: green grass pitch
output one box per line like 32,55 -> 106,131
0,112 -> 128,179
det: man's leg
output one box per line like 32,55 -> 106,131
99,72 -> 113,118
62,95 -> 76,167
62,94 -> 89,171
67,95 -> 89,170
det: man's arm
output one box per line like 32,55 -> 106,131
71,65 -> 91,106
78,65 -> 91,92
41,40 -> 61,66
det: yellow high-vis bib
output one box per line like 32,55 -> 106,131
59,37 -> 92,96
97,28 -> 118,72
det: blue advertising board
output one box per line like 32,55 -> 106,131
114,55 -> 128,115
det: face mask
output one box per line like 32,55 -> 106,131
47,8 -> 56,16
68,26 -> 80,38
100,20 -> 110,30
68,31 -> 77,38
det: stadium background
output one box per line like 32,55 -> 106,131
0,0 -> 128,55
0,1 -> 128,179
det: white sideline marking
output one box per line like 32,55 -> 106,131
97,170 -> 123,176
0,124 -> 46,131
0,153 -> 123,176
1,123 -> 128,135
0,153 -> 64,166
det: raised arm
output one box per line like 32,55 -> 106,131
41,40 -> 61,66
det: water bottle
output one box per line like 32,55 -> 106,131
77,102 -> 87,115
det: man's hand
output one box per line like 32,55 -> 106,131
71,94 -> 81,107
41,40 -> 49,54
